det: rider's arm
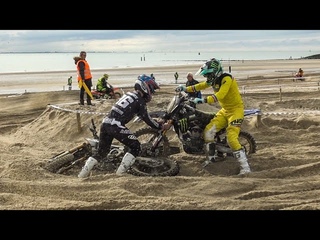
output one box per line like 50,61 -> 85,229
185,81 -> 209,93
138,104 -> 162,130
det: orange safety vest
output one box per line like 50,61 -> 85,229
76,59 -> 92,81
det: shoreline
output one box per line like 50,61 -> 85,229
0,63 -> 201,76
0,59 -> 319,95
0,58 -> 315,76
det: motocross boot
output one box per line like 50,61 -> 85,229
116,152 -> 136,175
78,156 -> 98,178
233,149 -> 251,175
206,142 -> 216,161
202,142 -> 216,167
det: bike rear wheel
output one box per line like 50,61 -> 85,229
113,92 -> 122,99
44,153 -> 75,173
239,131 -> 257,155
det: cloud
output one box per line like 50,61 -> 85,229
0,30 -> 319,53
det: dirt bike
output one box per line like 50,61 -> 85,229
43,119 -> 180,177
91,83 -> 124,100
293,72 -> 305,81
133,90 -> 259,167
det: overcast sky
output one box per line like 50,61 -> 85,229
1,30 -> 319,53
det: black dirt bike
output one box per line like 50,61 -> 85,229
43,119 -> 180,177
133,90 -> 259,167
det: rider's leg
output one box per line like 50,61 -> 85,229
203,111 -> 226,163
233,148 -> 251,175
116,152 -> 136,175
226,111 -> 251,175
78,123 -> 113,178
205,142 -> 216,162
115,131 -> 141,175
78,156 -> 98,178
203,123 -> 219,163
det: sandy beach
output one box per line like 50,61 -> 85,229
1,59 -> 320,210
1,59 -> 320,95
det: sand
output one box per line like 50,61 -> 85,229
1,59 -> 320,210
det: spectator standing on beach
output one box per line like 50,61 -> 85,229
176,58 -> 251,175
185,72 -> 202,98
67,76 -> 72,90
174,72 -> 179,83
73,51 -> 94,105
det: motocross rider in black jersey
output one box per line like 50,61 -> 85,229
78,79 -> 170,178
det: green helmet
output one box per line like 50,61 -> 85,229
195,58 -> 223,82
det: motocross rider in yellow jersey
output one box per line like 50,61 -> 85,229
176,58 -> 251,175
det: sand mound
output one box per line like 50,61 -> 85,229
1,87 -> 320,210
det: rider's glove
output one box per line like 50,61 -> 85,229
157,120 -> 170,131
193,97 -> 205,104
175,84 -> 186,92
161,122 -> 171,131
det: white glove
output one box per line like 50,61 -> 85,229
193,97 -> 205,104
175,84 -> 186,92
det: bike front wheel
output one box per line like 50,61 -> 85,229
129,157 -> 179,177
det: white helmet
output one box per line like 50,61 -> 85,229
134,79 -> 152,102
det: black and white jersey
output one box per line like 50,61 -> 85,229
108,91 -> 161,129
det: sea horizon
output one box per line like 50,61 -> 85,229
0,51 -> 317,74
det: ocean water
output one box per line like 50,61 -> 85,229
0,51 -> 314,73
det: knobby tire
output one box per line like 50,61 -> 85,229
131,127 -> 180,176
44,154 -> 75,173
239,131 -> 257,154
113,92 -> 122,99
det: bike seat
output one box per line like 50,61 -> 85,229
244,109 -> 261,116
